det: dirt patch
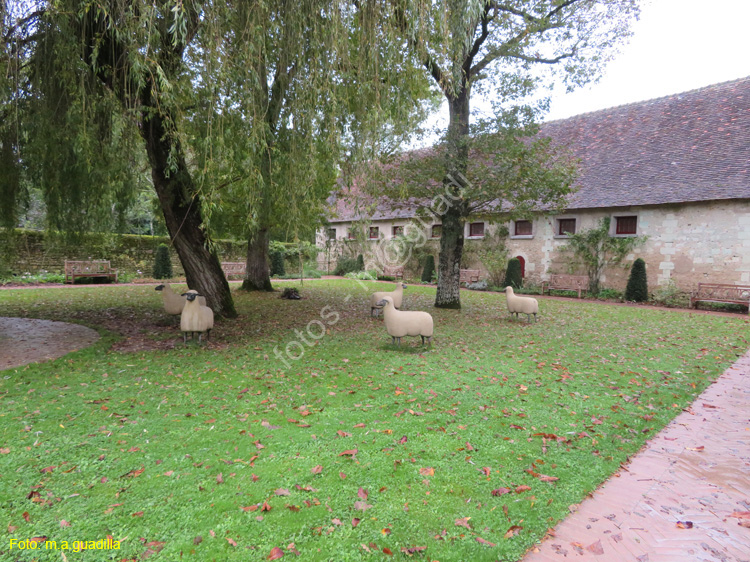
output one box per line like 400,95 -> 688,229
0,317 -> 100,371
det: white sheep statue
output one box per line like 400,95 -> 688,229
377,296 -> 433,345
370,282 -> 406,317
504,286 -> 539,323
180,290 -> 214,343
155,283 -> 206,315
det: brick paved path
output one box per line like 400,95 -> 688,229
523,350 -> 750,562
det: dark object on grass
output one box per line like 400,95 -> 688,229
281,287 -> 301,300
503,257 -> 523,289
625,258 -> 648,302
421,255 -> 436,283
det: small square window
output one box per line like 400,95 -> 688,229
369,226 -> 379,239
615,216 -> 637,235
347,229 -> 356,240
469,222 -> 485,237
557,218 -> 576,236
392,226 -> 404,237
514,220 -> 532,236
327,228 -> 336,240
431,225 -> 442,238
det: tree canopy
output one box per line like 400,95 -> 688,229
370,0 -> 641,308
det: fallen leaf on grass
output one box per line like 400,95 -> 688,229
121,466 -> 145,478
515,485 -> 532,493
419,467 -> 434,476
454,517 -> 471,530
141,540 -> 165,560
40,466 -> 56,473
268,547 -> 284,559
491,488 -> 511,496
226,537 -> 237,547
475,536 -> 496,547
275,488 -> 291,496
30,536 -> 47,543
311,465 -> 323,474
132,511 -> 144,517
240,505 -> 258,512
193,536 -> 202,545
539,475 -> 559,482
504,525 -> 523,539
401,546 -> 427,555
0,447 -> 10,454
59,520 -> 71,528
352,518 -> 360,527
357,487 -> 368,500
354,501 -> 373,511
382,547 -> 393,555
22,511 -> 30,522
339,449 -> 358,456
216,473 -> 224,484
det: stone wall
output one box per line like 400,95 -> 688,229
318,200 -> 750,292
0,229 -> 247,278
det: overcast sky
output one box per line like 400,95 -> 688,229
414,0 -> 750,145
544,0 -> 750,120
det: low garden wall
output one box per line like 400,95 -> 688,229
0,229 -> 247,278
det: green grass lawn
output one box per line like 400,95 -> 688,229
1,280 -> 748,561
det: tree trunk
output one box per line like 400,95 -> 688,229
434,89 -> 470,309
242,227 -> 274,291
140,90 -> 237,319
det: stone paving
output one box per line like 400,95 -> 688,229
523,350 -> 750,562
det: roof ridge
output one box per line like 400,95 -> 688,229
543,75 -> 750,124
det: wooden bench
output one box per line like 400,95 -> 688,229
459,269 -> 480,284
383,265 -> 404,279
541,274 -> 589,298
64,260 -> 118,284
690,283 -> 750,312
221,262 -> 246,280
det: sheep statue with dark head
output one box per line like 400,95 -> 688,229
504,286 -> 539,322
180,290 -> 214,343
155,283 -> 206,315
370,282 -> 406,317
377,295 -> 433,345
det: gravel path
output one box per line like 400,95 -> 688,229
0,317 -> 100,371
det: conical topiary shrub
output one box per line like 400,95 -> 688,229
356,254 -> 365,271
625,258 -> 648,302
270,250 -> 286,277
421,255 -> 436,283
153,243 -> 173,279
504,257 -> 522,289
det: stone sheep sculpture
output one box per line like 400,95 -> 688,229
504,286 -> 539,323
180,290 -> 214,343
377,296 -> 433,345
370,282 -> 406,317
155,283 -> 206,315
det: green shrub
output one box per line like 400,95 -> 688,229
334,257 -> 360,276
356,254 -> 365,271
152,243 -> 173,279
421,255 -> 435,283
597,288 -> 623,301
625,258 -> 648,302
652,279 -> 690,308
503,258 -> 523,289
270,250 -> 286,276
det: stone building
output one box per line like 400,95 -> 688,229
318,77 -> 750,292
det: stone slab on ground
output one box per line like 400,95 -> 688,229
523,351 -> 750,562
0,317 -> 100,371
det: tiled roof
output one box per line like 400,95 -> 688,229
329,77 -> 750,222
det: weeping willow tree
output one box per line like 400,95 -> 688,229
1,0 -> 431,314
189,0 -> 433,291
376,0 -> 641,309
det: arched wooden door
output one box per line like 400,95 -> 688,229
516,256 -> 526,278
